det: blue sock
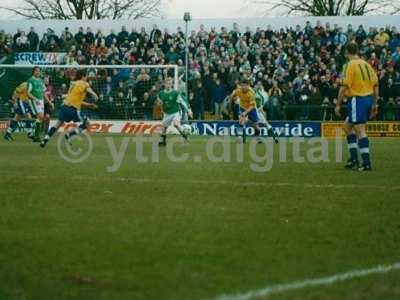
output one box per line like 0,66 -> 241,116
358,137 -> 371,167
48,127 -> 57,138
346,134 -> 358,161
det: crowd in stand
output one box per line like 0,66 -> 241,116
1,21 -> 400,121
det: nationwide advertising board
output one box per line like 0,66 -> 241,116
190,121 -> 321,137
1,120 -> 399,137
46,120 -> 322,137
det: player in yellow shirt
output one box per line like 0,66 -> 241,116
40,69 -> 98,148
335,43 -> 379,171
4,82 -> 34,141
230,78 -> 277,143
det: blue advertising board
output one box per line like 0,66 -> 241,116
190,121 -> 321,137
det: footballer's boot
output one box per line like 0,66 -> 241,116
358,165 -> 372,172
344,159 -> 359,170
267,128 -> 279,144
64,133 -> 73,146
40,138 -> 49,148
28,132 -> 40,143
159,134 -> 167,147
4,132 -> 13,141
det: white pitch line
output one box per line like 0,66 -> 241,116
1,174 -> 400,191
210,262 -> 400,300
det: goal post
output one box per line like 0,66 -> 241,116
0,64 -> 180,121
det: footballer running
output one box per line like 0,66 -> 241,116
40,69 -> 99,148
230,78 -> 278,144
158,78 -> 193,146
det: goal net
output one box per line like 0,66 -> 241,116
0,64 -> 180,121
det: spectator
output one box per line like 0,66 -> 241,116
210,77 -> 228,119
374,28 -> 390,47
118,26 -> 129,45
27,27 -> 39,51
15,31 -> 30,52
192,80 -> 206,120
268,81 -> 283,120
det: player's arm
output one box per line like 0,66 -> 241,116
335,86 -> 347,117
177,93 -> 193,118
229,90 -> 238,102
335,64 -> 353,117
81,102 -> 98,110
156,93 -> 164,113
86,86 -> 99,102
27,81 -> 38,102
11,90 -> 19,103
241,93 -> 256,117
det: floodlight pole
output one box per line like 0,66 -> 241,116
184,12 -> 192,98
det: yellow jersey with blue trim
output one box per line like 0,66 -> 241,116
64,80 -> 89,110
15,82 -> 30,102
231,88 -> 256,110
342,59 -> 378,97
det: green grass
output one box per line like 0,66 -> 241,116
0,134 -> 399,300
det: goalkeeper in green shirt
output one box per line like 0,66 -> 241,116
157,78 -> 193,146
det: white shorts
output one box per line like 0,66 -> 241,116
257,109 -> 267,124
29,99 -> 44,115
162,112 -> 181,127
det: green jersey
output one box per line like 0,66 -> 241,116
159,90 -> 181,114
255,90 -> 268,109
27,76 -> 45,100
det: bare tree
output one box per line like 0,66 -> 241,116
0,0 -> 161,20
245,0 -> 398,16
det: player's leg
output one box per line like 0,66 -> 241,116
257,109 -> 278,143
354,97 -> 373,171
247,108 -> 269,144
28,100 -> 43,142
159,126 -> 167,146
159,113 -> 172,146
4,101 -> 27,140
343,97 -> 361,169
172,113 -> 189,142
353,124 -> 371,171
237,108 -> 248,143
40,120 -> 64,147
43,102 -> 52,133
65,114 -> 89,141
40,106 -> 69,148
343,119 -> 359,169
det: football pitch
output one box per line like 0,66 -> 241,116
1,134 -> 400,300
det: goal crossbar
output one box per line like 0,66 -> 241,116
0,64 -> 180,89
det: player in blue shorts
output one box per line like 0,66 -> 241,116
40,70 -> 98,148
230,79 -> 278,143
335,43 -> 379,171
3,82 -> 37,141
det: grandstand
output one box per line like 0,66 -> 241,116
1,14 -> 400,300
1,18 -> 399,122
